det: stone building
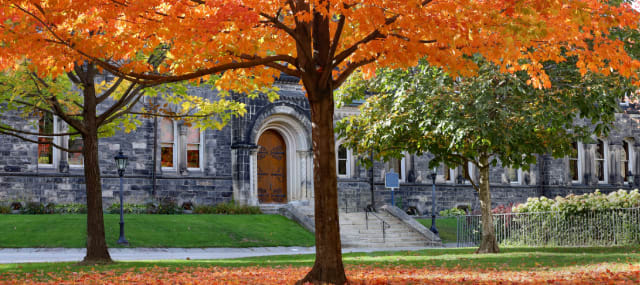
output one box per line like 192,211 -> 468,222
1,74 -> 639,214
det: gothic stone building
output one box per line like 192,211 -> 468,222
1,75 -> 639,214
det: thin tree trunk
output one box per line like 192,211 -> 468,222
476,156 -> 500,253
297,87 -> 347,285
81,79 -> 112,264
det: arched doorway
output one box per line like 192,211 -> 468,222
257,130 -> 287,203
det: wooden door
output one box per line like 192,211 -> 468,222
257,130 -> 287,203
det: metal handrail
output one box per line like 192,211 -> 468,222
365,209 -> 391,243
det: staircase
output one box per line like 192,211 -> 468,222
280,203 -> 442,248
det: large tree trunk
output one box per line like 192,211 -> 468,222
81,82 -> 112,264
297,87 -> 347,285
476,156 -> 500,254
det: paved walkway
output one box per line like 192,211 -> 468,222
0,246 -> 441,264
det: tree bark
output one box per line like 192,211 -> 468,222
476,156 -> 500,254
297,87 -> 347,285
80,79 -> 112,264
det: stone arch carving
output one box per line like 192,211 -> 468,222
248,105 -> 314,204
247,102 -> 312,146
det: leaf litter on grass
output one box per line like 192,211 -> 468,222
1,263 -> 639,284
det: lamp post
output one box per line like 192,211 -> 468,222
628,171 -> 634,190
430,168 -> 438,235
114,151 -> 129,246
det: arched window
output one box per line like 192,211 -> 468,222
595,139 -> 608,183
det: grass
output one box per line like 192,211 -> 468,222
0,214 -> 314,248
416,217 -> 457,243
1,246 -> 638,277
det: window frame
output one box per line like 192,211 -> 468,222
595,139 -> 608,184
623,138 -> 635,184
569,141 -> 584,184
186,127 -> 205,171
443,164 -> 455,183
385,155 -> 406,183
505,166 -> 523,185
336,143 -> 352,178
37,114 -> 59,169
159,119 -> 178,171
67,135 -> 84,169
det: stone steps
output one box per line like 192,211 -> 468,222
283,203 -> 442,248
259,204 -> 286,214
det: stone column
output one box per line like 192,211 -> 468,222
57,120 -> 69,173
609,142 -> 623,186
583,143 -> 596,185
230,143 -> 258,206
178,124 -> 188,175
298,149 -> 314,202
634,142 -> 640,187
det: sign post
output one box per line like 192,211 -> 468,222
385,172 -> 399,207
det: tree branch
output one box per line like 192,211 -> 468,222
333,56 -> 378,88
0,130 -> 82,153
96,77 -> 125,104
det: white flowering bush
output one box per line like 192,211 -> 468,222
513,189 -> 640,214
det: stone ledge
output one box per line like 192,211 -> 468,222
380,205 -> 443,247
278,203 -> 315,233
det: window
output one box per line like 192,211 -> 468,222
443,164 -> 455,183
67,136 -> 84,167
385,156 -> 406,182
37,113 -> 58,167
160,118 -> 176,169
464,162 -> 476,184
337,144 -> 351,177
595,139 -> 608,183
505,167 -> 522,184
623,138 -> 635,183
569,142 -> 583,183
186,127 -> 203,170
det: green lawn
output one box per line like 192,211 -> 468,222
416,217 -> 457,243
0,214 -> 314,248
1,246 -> 638,276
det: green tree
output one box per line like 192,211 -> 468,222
0,62 -> 245,263
336,57 -> 632,253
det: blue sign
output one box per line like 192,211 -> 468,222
385,172 -> 399,188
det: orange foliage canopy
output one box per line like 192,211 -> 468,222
0,0 -> 638,90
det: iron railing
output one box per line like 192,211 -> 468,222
457,208 -> 640,247
365,210 -> 391,243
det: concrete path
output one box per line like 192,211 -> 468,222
0,246 -> 435,264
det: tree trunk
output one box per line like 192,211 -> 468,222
297,87 -> 347,285
81,81 -> 112,264
476,156 -> 500,253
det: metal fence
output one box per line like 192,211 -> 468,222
457,208 -> 640,247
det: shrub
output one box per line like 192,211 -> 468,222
107,203 -> 147,214
513,189 -> 640,214
439,207 -> 466,217
211,201 -> 262,215
157,198 -> 180,215
193,205 -> 215,214
54,203 -> 87,214
22,202 -> 47,214
0,205 -> 11,214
